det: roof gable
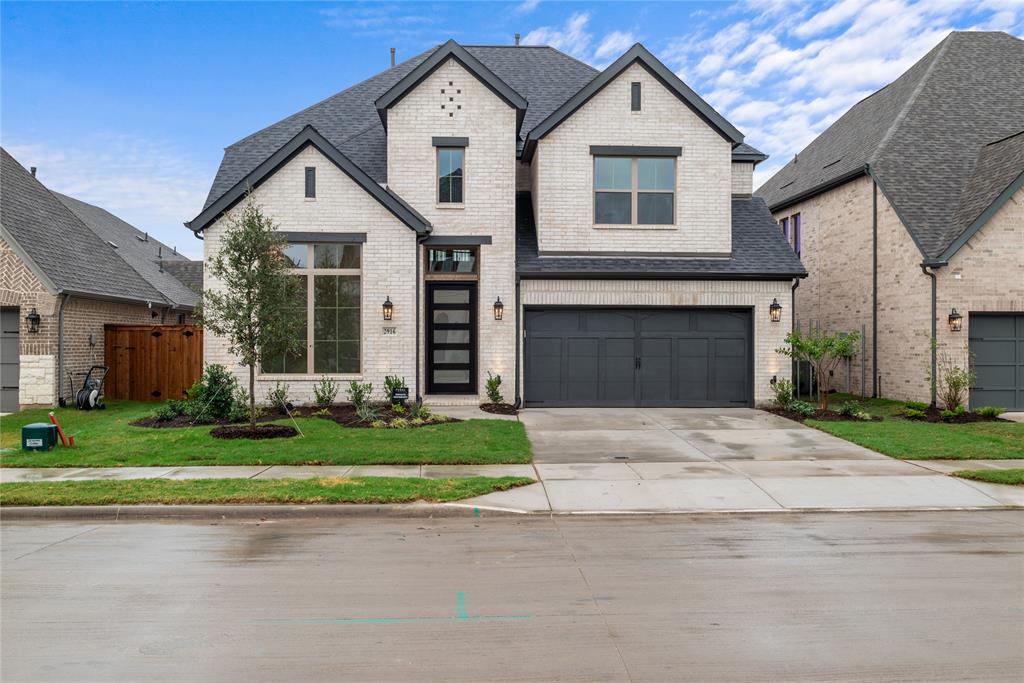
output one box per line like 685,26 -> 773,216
374,40 -> 528,133
523,43 -> 744,160
187,125 -> 431,235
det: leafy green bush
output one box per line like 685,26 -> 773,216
485,372 -> 504,404
313,376 -> 340,408
408,401 -> 432,420
391,403 -> 407,415
184,364 -> 244,422
903,408 -> 927,420
770,378 -> 795,408
940,405 -> 966,422
837,400 -> 872,421
266,381 -> 290,412
789,400 -> 816,418
370,419 -> 387,429
975,406 -> 1005,418
227,388 -> 256,424
384,375 -> 406,404
903,400 -> 929,412
154,400 -> 186,421
346,380 -> 372,411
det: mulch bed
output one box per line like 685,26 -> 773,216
131,413 -> 282,429
479,402 -> 518,415
210,424 -> 298,440
765,407 -> 883,423
912,405 -> 997,424
134,404 -> 460,430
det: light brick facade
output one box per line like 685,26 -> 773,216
774,178 -> 1023,404
532,63 -> 733,255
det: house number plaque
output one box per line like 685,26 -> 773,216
382,326 -> 397,335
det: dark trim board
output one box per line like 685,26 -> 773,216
432,137 -> 469,148
523,305 -> 754,408
280,232 -> 367,243
590,145 -> 681,157
423,235 -> 492,245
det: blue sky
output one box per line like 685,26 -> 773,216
3,1 -> 1021,258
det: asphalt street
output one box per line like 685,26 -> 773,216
2,511 -> 1022,682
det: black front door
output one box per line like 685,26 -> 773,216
426,282 -> 477,394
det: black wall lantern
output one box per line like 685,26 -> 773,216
493,297 -> 504,321
769,298 -> 783,323
948,308 -> 963,332
382,296 -> 394,321
25,307 -> 41,333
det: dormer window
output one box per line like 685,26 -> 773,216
593,152 -> 676,225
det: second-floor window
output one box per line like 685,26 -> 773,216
437,147 -> 464,204
594,156 -> 675,225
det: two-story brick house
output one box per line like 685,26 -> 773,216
757,32 -> 1023,410
188,40 -> 804,408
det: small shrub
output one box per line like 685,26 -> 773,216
408,401 -> 432,420
790,400 -> 816,418
186,364 -> 244,421
770,378 -> 795,409
975,406 -> 1005,418
313,376 -> 340,408
154,400 -> 185,421
347,380 -> 373,411
384,375 -> 406,404
903,408 -> 927,420
391,403 -> 407,415
940,405 -> 966,422
903,400 -> 929,412
266,381 -> 290,412
370,419 -> 388,429
837,400 -> 872,421
409,417 -> 426,427
227,388 -> 256,424
313,407 -> 331,417
390,417 -> 410,429
485,372 -> 504,404
355,401 -> 380,422
429,413 -> 451,424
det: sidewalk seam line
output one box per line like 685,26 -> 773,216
249,465 -> 275,480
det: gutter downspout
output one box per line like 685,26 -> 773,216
791,277 -> 799,383
514,275 -> 522,408
919,263 -> 943,407
872,175 -> 878,397
415,233 -> 428,404
57,293 -> 71,407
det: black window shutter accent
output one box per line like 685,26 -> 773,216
305,167 -> 316,198
631,82 -> 641,111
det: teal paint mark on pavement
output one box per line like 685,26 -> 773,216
456,591 -> 468,620
473,506 -> 480,517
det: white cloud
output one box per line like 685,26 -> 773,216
593,30 -> 636,61
514,0 -> 541,15
5,136 -> 209,259
522,12 -> 592,58
794,0 -> 866,38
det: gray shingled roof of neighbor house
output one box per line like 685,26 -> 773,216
756,31 -> 1024,260
201,45 -> 601,212
516,193 -> 806,279
1,148 -> 198,309
56,193 -> 199,309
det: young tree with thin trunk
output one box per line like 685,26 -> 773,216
197,196 -> 304,432
776,328 -> 861,411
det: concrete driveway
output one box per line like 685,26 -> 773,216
519,407 -> 883,463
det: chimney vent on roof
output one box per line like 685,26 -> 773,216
390,47 -> 396,67
515,33 -> 521,46
30,167 -> 37,177
136,232 -> 149,242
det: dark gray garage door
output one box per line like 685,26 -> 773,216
970,313 -> 1023,410
524,308 -> 752,407
1,308 -> 19,413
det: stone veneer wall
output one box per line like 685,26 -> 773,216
520,279 -> 793,404
532,62 -> 733,255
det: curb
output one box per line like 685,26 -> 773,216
0,503 -> 526,521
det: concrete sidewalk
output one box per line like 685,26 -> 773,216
3,459 -> 1022,513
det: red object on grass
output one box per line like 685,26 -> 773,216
48,412 -> 75,447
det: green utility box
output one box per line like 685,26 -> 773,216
22,423 -> 57,451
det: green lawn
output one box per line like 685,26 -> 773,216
806,394 -> 1024,460
0,476 -> 533,506
951,469 -> 1024,487
0,402 -> 531,467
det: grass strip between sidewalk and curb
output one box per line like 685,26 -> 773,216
951,469 -> 1024,487
0,476 -> 534,507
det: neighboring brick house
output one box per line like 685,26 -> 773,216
0,148 -> 200,411
757,31 -> 1024,410
188,40 -> 804,408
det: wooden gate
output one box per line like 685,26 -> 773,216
104,324 -> 203,401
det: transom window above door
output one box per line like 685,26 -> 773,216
262,242 -> 361,375
594,155 -> 676,225
427,246 -> 478,275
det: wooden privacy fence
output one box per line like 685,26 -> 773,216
104,324 -> 203,401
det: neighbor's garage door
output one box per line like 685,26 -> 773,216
969,314 -> 1024,410
1,308 -> 18,413
524,308 -> 751,407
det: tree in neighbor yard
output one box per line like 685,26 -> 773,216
776,328 -> 861,411
197,196 -> 304,432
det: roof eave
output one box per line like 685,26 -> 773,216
516,269 -> 806,281
0,226 -> 61,296
764,166 -> 869,213
937,168 -> 1024,262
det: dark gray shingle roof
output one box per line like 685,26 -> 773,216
2,148 -> 166,304
202,45 -> 599,211
162,260 -> 203,293
756,31 -> 1024,260
516,192 -> 805,278
56,193 -> 200,309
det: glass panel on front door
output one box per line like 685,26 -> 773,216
427,282 -> 476,394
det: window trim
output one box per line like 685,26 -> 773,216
593,156 -> 676,226
260,242 -> 362,377
424,245 -> 480,282
304,167 -> 316,199
792,212 -> 801,256
436,146 -> 465,206
630,82 -> 641,111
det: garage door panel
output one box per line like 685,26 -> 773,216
969,313 -> 1023,410
529,310 -> 581,333
971,315 -> 1015,337
639,338 -> 672,402
696,311 -> 747,333
639,311 -> 690,333
976,364 -> 1014,386
585,311 -> 634,333
973,340 -> 1015,363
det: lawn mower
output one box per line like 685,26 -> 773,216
71,365 -> 109,410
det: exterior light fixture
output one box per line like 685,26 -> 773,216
948,308 -> 963,332
25,307 -> 41,333
382,296 -> 394,321
493,297 -> 504,321
769,298 -> 783,323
